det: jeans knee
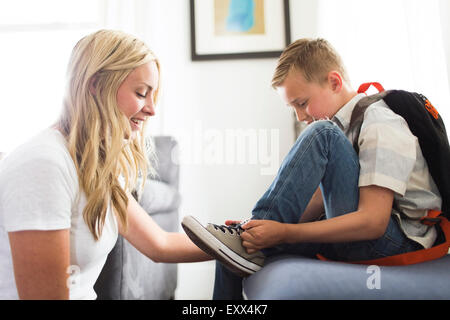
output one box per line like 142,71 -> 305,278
296,120 -> 354,159
309,119 -> 337,130
301,120 -> 340,138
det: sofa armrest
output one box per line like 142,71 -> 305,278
139,179 -> 180,215
134,136 -> 180,215
150,136 -> 179,188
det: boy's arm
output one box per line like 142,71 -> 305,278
299,187 -> 324,223
241,185 -> 393,253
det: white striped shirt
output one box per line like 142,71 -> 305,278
332,94 -> 441,249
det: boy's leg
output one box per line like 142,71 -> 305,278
212,120 -> 361,298
252,120 -> 360,224
209,120 -> 425,298
251,120 -> 422,261
212,261 -> 244,300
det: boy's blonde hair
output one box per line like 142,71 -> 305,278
58,29 -> 159,240
272,38 -> 349,88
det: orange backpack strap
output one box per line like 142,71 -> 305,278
358,82 -> 385,94
317,211 -> 450,266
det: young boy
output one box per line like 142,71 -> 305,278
182,38 -> 442,299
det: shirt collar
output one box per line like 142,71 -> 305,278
331,93 -> 367,133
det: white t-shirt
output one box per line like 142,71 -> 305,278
0,128 -> 118,300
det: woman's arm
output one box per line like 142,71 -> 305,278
8,229 -> 70,299
241,185 -> 394,253
120,192 -> 211,263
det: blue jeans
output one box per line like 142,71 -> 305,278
213,120 -> 422,300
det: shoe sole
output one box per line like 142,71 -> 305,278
181,216 -> 262,278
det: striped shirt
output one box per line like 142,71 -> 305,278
332,93 -> 441,249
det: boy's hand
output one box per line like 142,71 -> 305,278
240,220 -> 286,254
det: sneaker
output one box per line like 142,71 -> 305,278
181,216 -> 265,277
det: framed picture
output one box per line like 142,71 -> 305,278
190,0 -> 291,61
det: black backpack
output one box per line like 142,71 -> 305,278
349,83 -> 450,220
325,82 -> 450,265
316,82 -> 450,265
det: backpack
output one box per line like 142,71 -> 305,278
319,82 -> 450,266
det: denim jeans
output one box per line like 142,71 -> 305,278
213,120 -> 422,300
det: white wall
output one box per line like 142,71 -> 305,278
144,1 -> 303,299
289,0 -> 319,39
440,0 -> 450,87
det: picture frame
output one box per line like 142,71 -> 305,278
190,0 -> 291,61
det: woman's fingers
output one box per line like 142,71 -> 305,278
225,220 -> 241,226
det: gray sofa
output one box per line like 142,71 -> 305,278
94,136 -> 180,300
243,254 -> 450,299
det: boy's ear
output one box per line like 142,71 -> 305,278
327,71 -> 343,92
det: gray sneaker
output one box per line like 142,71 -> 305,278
181,216 -> 265,277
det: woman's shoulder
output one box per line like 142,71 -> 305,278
0,128 -> 77,184
0,128 -> 78,232
3,128 -> 68,159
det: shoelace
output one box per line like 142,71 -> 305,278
212,224 -> 242,235
212,218 -> 252,235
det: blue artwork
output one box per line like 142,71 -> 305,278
226,0 -> 255,32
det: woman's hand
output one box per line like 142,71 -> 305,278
240,220 -> 286,254
224,220 -> 241,226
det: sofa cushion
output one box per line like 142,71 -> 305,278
243,254 -> 450,299
138,179 -> 180,215
149,136 -> 179,188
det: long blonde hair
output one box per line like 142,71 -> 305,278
58,29 -> 159,240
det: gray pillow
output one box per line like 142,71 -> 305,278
138,179 -> 180,215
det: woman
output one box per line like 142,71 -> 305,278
0,30 -> 211,300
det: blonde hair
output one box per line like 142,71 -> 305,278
58,29 -> 159,240
272,38 -> 349,88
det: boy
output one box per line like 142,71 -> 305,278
182,38 -> 442,299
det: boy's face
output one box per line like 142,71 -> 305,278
276,70 -> 339,123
